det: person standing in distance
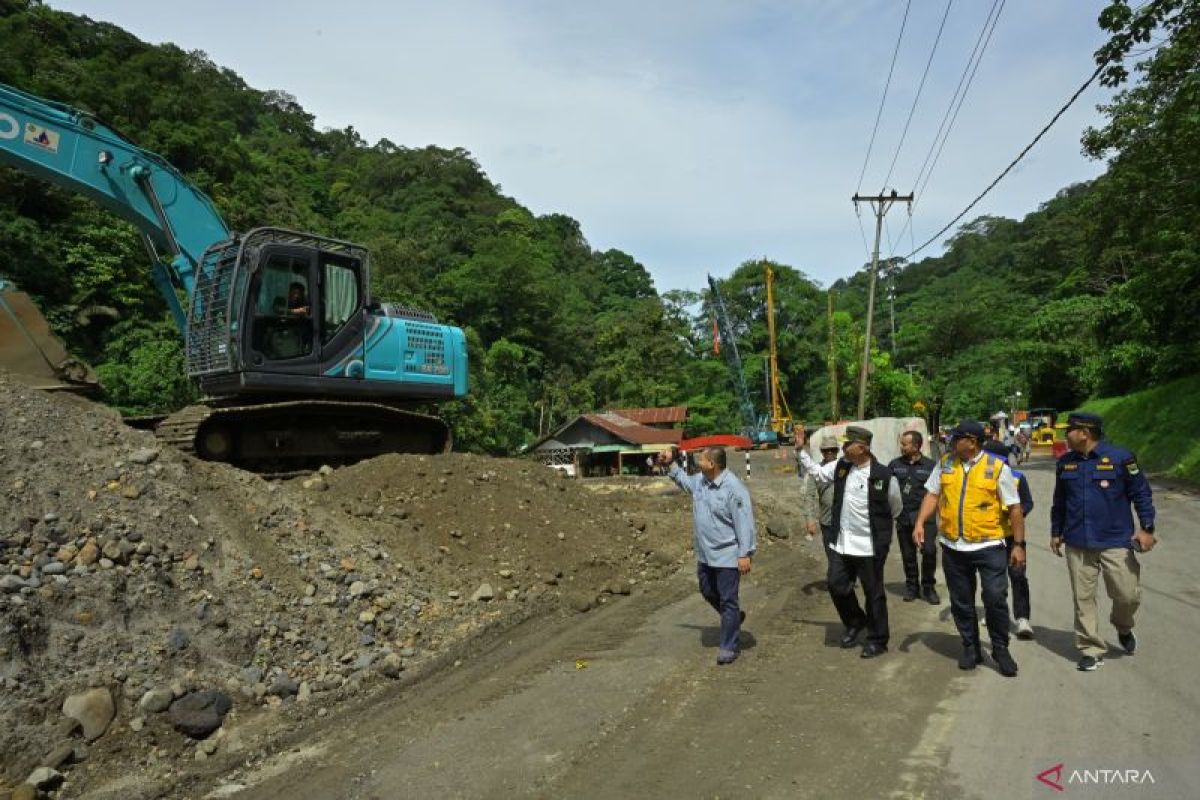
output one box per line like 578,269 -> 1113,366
913,420 -> 1026,677
660,445 -> 756,666
983,439 -> 1036,640
1051,412 -> 1156,672
795,426 -> 902,659
888,431 -> 940,604
815,434 -> 840,545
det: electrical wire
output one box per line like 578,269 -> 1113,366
855,0 -> 912,194
902,58 -> 1110,261
908,0 -> 1003,207
879,0 -> 955,193
890,0 -> 1005,255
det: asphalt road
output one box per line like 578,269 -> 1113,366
208,450 -> 1200,800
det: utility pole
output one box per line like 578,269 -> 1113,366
886,262 -> 898,355
852,190 -> 912,420
827,289 -> 839,421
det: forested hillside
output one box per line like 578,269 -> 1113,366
1,0 -> 1195,452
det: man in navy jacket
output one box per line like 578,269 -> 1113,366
1050,412 -> 1156,672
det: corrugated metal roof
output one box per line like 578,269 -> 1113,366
582,413 -> 683,445
609,406 -> 688,425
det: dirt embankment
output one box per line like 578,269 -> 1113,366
1,371 -> 755,799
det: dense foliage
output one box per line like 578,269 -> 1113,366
0,0 -> 1194,452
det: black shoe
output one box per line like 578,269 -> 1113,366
860,642 -> 887,659
1077,655 -> 1104,671
993,647 -> 1018,677
1118,630 -> 1137,655
958,645 -> 984,670
922,587 -> 940,605
740,610 -> 747,626
902,586 -> 918,602
840,626 -> 863,648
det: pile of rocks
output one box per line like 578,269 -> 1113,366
0,372 -> 700,798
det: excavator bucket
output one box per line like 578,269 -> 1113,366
0,281 -> 97,393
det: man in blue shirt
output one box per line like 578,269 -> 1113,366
661,445 -> 757,666
1051,412 -> 1157,672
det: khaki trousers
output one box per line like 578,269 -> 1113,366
1065,545 -> 1142,657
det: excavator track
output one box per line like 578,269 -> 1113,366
155,400 -> 450,472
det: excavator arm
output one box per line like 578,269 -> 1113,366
0,82 -> 230,332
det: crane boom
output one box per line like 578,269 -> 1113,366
0,83 -> 230,331
764,264 -> 794,442
707,274 -> 776,446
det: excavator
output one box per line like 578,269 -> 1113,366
0,81 -> 468,469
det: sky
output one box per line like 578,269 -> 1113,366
51,0 -> 1119,294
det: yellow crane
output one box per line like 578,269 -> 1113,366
764,264 -> 795,443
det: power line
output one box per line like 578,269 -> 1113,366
902,58 -> 1109,261
908,0 -> 1004,205
914,1 -> 1005,205
891,0 -> 1005,256
879,0 -> 955,192
855,0 -> 912,194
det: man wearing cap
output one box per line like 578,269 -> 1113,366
983,439 -> 1036,640
659,445 -> 756,666
888,430 -> 940,604
795,426 -> 903,659
1051,412 -> 1156,672
913,420 -> 1025,677
815,434 -> 840,544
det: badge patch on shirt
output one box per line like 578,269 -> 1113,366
837,468 -> 848,479
873,479 -> 884,491
1100,480 -> 1110,488
1125,460 -> 1141,475
1101,456 -> 1111,463
1096,464 -> 1115,471
1063,463 -> 1079,471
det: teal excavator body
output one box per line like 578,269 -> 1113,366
0,82 -> 468,468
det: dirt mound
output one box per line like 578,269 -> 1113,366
0,371 -> 703,798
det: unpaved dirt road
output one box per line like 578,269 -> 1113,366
203,450 -> 1200,800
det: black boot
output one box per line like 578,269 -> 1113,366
958,644 -> 984,670
993,647 -> 1018,677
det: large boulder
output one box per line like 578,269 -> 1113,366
800,417 -> 930,466
168,690 -> 232,739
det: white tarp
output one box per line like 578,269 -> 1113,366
800,417 -> 932,466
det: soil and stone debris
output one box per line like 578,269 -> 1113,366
0,371 -> 792,798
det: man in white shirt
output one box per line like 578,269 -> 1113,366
913,420 -> 1027,677
796,426 -> 902,659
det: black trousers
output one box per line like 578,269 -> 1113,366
941,543 -> 1010,650
826,546 -> 889,646
1005,536 -> 1031,620
896,519 -> 938,590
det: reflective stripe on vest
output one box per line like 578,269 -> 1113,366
937,453 -> 1006,542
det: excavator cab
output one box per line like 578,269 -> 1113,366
177,228 -> 468,465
